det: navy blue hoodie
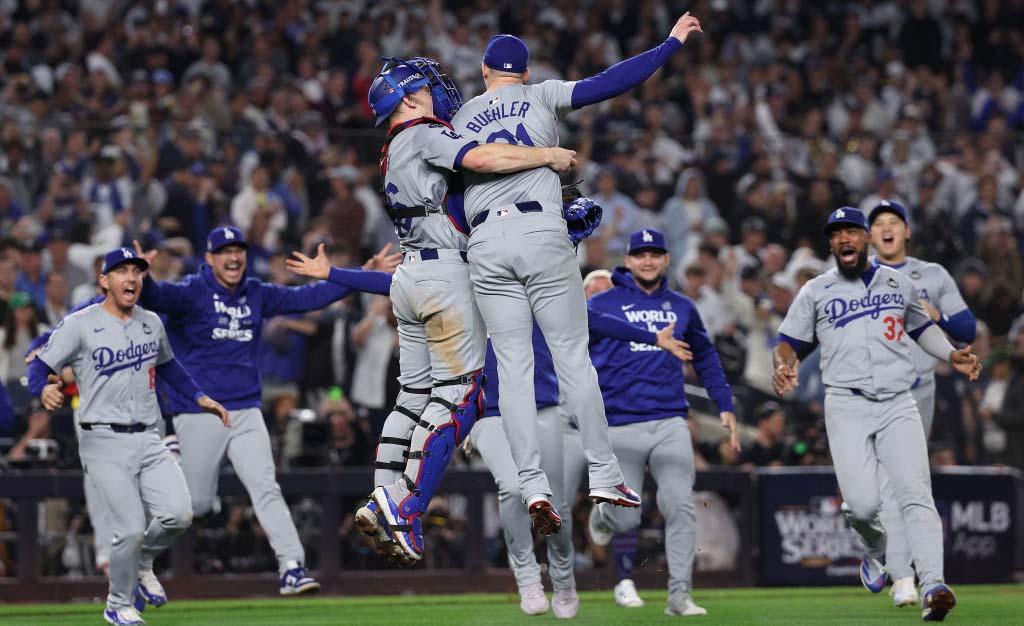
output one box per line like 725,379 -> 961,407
140,265 -> 353,414
588,268 -> 734,426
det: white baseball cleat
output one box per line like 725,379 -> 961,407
666,592 -> 707,617
614,578 -> 645,608
588,504 -> 613,547
137,569 -> 167,607
104,606 -> 145,625
552,588 -> 579,619
519,582 -> 549,615
891,576 -> 919,608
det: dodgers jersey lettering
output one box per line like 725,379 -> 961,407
36,304 -> 173,426
383,122 -> 475,252
779,265 -> 931,398
873,256 -> 969,379
452,81 -> 576,223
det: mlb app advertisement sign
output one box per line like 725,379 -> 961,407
758,468 -> 1017,585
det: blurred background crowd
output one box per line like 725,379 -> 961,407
1,0 -> 1023,580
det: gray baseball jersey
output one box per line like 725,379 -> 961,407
37,303 -> 173,426
779,265 -> 932,398
451,81 -> 576,223
383,122 -> 475,252
871,256 -> 969,379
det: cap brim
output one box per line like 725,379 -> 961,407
103,257 -> 149,274
823,221 -> 868,236
209,240 -> 249,253
627,246 -> 668,255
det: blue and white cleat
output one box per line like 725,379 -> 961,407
921,584 -> 956,621
137,569 -> 167,607
132,585 -> 146,613
372,485 -> 424,562
104,606 -> 145,625
355,497 -> 416,565
860,556 -> 888,593
590,484 -> 641,508
279,560 -> 321,595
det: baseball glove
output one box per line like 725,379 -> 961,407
561,181 -> 603,247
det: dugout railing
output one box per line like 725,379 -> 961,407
0,467 -> 758,603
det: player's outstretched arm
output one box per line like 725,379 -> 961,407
587,307 -> 691,360
462,144 -> 577,174
772,341 -> 800,396
155,357 -> 230,426
569,12 -> 702,110
132,240 -> 192,316
913,322 -> 982,380
287,243 -> 395,296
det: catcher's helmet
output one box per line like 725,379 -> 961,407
368,57 -> 463,126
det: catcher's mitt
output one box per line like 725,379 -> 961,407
561,181 -> 603,247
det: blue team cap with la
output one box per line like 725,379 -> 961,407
206,226 -> 248,252
627,228 -> 668,255
867,199 -> 908,225
823,206 -> 869,235
102,247 -> 149,274
483,34 -> 529,73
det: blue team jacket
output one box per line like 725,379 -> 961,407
140,265 -> 352,414
588,268 -> 734,426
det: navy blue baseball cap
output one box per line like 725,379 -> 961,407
868,199 -> 908,225
206,226 -> 248,252
483,34 -> 529,74
627,228 -> 668,255
823,207 -> 869,236
101,247 -> 149,274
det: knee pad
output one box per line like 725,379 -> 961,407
398,371 -> 485,518
374,386 -> 431,479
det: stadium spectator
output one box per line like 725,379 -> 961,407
740,402 -> 787,468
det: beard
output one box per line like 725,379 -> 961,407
634,272 -> 664,290
835,249 -> 869,279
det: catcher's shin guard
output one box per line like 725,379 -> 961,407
398,370 -> 485,518
373,386 -> 431,486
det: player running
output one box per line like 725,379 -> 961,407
773,207 -> 981,622
451,12 -> 705,529
27,248 -> 229,626
868,200 -> 977,608
132,226 -> 388,595
576,229 -> 738,617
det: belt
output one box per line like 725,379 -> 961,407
404,248 -> 468,263
470,201 -> 542,228
80,422 -> 148,433
388,204 -> 446,219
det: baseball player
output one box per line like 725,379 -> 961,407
450,13 -> 704,527
571,229 -> 738,617
322,56 -> 577,563
773,207 -> 981,622
133,225 -> 378,594
868,200 -> 977,608
27,248 -> 229,626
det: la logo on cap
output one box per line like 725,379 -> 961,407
835,209 -> 846,218
224,228 -> 235,240
642,230 -> 653,242
122,248 -> 133,258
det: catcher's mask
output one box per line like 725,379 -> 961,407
368,56 -> 463,126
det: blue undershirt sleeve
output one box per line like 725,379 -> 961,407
570,38 -> 682,109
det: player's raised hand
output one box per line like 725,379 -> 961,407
287,243 -> 331,280
132,239 -> 158,267
41,374 -> 64,411
950,345 -> 982,381
772,362 -> 799,396
363,242 -> 403,273
720,411 -> 741,453
669,11 -> 703,45
655,322 -> 692,361
544,147 -> 578,173
197,395 -> 231,427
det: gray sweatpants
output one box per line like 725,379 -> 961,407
471,407 -> 575,592
826,388 -> 944,590
585,418 -> 699,597
468,211 -> 623,502
880,375 -> 937,580
173,408 -> 303,573
78,427 -> 191,610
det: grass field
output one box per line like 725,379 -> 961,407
1,585 -> 1021,625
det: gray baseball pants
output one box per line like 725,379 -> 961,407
468,210 -> 624,503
